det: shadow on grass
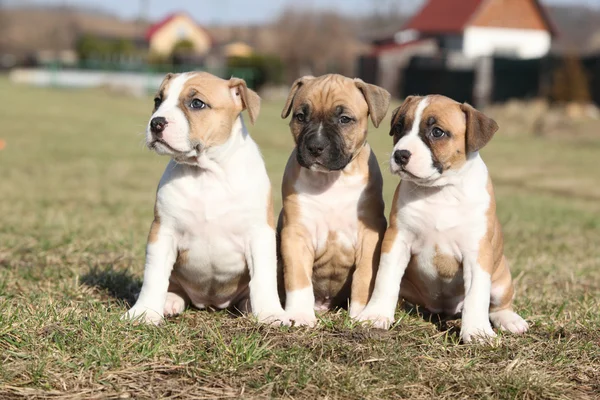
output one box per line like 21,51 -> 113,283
81,265 -> 142,307
402,302 -> 461,338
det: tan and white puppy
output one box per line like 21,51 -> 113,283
278,74 -> 390,327
123,72 -> 285,325
357,95 -> 528,342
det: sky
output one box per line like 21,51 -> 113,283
7,0 -> 600,25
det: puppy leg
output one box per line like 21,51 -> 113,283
122,223 -> 177,325
460,241 -> 496,343
356,229 -> 412,329
246,225 -> 287,324
489,256 -> 528,334
348,222 -> 385,318
281,224 -> 317,327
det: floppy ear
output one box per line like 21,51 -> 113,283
461,103 -> 499,153
354,79 -> 391,128
228,77 -> 261,125
281,76 -> 315,119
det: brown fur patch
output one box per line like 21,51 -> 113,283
312,231 -> 356,306
433,247 -> 461,279
266,185 -> 275,229
148,204 -> 160,244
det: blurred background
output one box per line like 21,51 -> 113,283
1,0 -> 600,134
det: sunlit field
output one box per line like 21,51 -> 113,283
0,78 -> 598,399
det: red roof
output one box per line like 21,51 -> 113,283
403,0 -> 483,34
145,12 -> 214,44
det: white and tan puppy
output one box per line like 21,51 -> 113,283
357,95 -> 528,342
123,72 -> 285,325
278,74 -> 390,327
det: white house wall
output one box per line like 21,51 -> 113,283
463,26 -> 551,59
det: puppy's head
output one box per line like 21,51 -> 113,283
147,72 -> 260,163
388,95 -> 498,185
281,74 -> 390,172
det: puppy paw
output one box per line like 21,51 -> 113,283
122,306 -> 163,326
163,292 -> 186,317
348,303 -> 366,319
282,311 -> 318,327
253,309 -> 290,327
490,309 -> 529,334
355,309 -> 394,329
461,322 -> 497,343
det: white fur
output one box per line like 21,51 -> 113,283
358,97 -> 504,342
285,287 -> 318,327
147,73 -> 197,158
124,77 -> 284,325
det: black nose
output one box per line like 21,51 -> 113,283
305,134 -> 328,157
393,149 -> 411,166
150,117 -> 167,136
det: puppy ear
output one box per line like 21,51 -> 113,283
229,77 -> 261,125
461,103 -> 498,153
354,79 -> 391,128
281,76 -> 315,119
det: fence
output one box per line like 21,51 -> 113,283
21,61 -> 256,93
360,52 -> 600,106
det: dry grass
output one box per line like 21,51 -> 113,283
0,78 -> 598,399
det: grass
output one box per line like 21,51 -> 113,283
0,77 -> 598,399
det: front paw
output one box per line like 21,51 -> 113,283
356,308 -> 394,329
253,309 -> 290,327
282,310 -> 318,327
122,306 -> 163,326
461,322 -> 497,343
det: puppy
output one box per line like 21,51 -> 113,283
357,95 -> 528,342
123,72 -> 284,325
278,74 -> 390,326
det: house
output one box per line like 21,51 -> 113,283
400,0 -> 556,59
145,13 -> 213,57
360,0 -> 557,101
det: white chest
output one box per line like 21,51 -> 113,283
156,152 -> 269,272
295,174 -> 366,252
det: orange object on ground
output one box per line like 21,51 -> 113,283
0,140 -> 5,150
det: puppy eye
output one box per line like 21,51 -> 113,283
295,113 -> 305,122
339,116 -> 352,124
391,122 -> 403,136
153,97 -> 162,109
431,127 -> 446,138
190,99 -> 207,109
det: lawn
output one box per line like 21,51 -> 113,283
0,77 -> 598,399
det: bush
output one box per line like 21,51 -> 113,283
172,39 -> 195,54
76,35 -> 137,61
228,54 -> 285,90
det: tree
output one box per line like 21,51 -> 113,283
551,55 -> 591,104
273,9 -> 364,82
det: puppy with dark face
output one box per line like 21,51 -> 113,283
357,95 -> 529,342
278,74 -> 390,326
